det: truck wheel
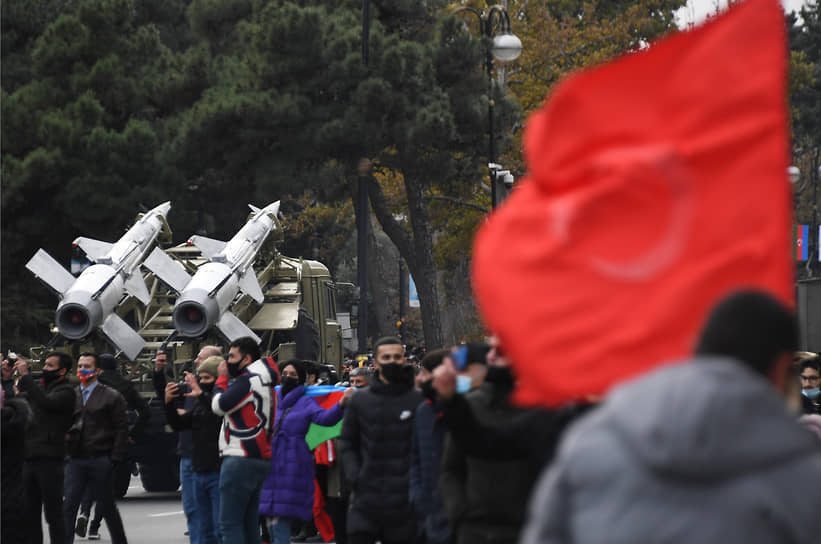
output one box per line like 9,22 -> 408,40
113,461 -> 133,499
294,308 -> 320,361
139,461 -> 180,493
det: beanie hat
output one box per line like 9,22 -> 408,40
99,353 -> 118,371
465,342 -> 490,366
198,356 -> 222,378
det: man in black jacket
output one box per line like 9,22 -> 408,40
76,353 -> 150,539
339,337 -> 424,544
15,351 -> 77,544
63,352 -> 129,544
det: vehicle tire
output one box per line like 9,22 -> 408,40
113,460 -> 133,499
294,308 -> 320,361
139,460 -> 180,493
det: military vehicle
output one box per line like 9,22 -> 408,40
27,204 -> 344,496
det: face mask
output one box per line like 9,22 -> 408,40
281,377 -> 300,395
379,363 -> 410,384
199,382 -> 215,394
420,380 -> 437,401
77,369 -> 96,385
226,362 -> 242,378
485,366 -> 514,388
802,387 -> 821,399
42,368 -> 62,384
456,375 -> 473,394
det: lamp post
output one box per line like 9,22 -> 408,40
358,0 -> 371,354
454,5 -> 522,208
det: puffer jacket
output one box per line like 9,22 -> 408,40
258,385 -> 343,520
339,369 -> 423,523
521,357 -> 821,544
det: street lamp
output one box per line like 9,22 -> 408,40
454,5 -> 523,208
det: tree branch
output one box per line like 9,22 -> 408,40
423,195 -> 489,214
365,175 -> 415,263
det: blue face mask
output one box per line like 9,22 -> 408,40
456,375 -> 472,394
802,387 -> 821,399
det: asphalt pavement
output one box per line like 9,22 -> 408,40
64,475 -> 188,544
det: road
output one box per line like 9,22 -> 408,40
65,475 -> 189,544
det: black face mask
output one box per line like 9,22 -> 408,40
379,363 -> 412,384
41,368 -> 62,384
485,366 -> 515,391
281,377 -> 300,396
199,382 -> 215,394
227,362 -> 242,378
420,380 -> 437,401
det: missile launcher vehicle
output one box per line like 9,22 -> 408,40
26,202 -> 344,495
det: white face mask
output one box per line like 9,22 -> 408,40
456,375 -> 473,394
802,387 -> 821,400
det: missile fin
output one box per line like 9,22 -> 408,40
100,313 -> 145,361
143,247 -> 191,293
124,273 -> 151,306
25,249 -> 76,296
190,235 -> 227,260
216,312 -> 261,345
238,270 -> 264,304
73,237 -> 114,262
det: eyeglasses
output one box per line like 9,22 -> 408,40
799,374 -> 820,383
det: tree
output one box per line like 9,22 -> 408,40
1,0 -> 194,346
788,2 -> 821,278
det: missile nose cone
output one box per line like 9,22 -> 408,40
151,201 -> 172,218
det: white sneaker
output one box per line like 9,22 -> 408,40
88,529 -> 100,540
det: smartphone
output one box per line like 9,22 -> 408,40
452,345 -> 468,371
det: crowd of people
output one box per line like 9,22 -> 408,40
1,290 -> 821,544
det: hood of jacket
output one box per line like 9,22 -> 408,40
601,356 -> 818,481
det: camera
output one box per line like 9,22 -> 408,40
7,351 -> 17,364
175,381 -> 191,394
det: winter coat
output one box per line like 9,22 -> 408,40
258,385 -> 343,520
1,397 -> 31,544
409,399 -> 451,544
338,370 -> 423,531
440,382 -> 541,544
212,359 -> 277,459
16,374 -> 76,459
521,357 -> 821,544
165,389 -> 222,473
99,369 -> 150,438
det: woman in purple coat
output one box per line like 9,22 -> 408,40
259,360 -> 352,544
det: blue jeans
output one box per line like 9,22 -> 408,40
194,471 -> 221,544
218,457 -> 270,544
269,516 -> 292,544
181,457 -> 198,543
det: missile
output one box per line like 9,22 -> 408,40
144,201 -> 280,345
25,202 -> 172,361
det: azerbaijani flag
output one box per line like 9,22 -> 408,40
303,385 -> 346,450
796,225 -> 808,261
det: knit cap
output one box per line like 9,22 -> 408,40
198,355 -> 222,378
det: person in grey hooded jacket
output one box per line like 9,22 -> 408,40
521,290 -> 821,544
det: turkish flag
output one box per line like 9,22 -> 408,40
472,0 -> 794,407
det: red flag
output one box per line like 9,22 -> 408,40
472,0 -> 793,407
